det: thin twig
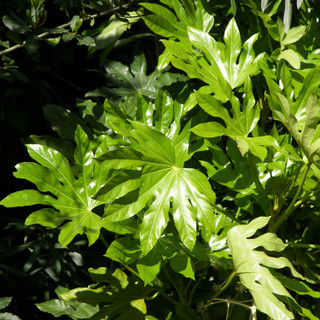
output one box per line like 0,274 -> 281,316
0,4 -> 130,56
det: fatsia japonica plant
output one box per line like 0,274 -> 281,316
2,0 -> 320,319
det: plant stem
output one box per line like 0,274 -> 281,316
207,298 -> 253,310
213,205 -> 243,224
162,260 -> 185,304
159,291 -> 179,306
288,243 -> 320,249
247,153 -> 273,216
0,4 -> 130,56
211,271 -> 237,299
123,264 -> 140,278
99,234 -> 109,248
269,162 -> 311,233
187,275 -> 203,306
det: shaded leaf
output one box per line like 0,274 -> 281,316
86,53 -> 186,101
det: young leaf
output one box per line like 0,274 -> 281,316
187,19 -> 263,89
0,297 -> 12,310
192,79 -> 277,160
227,217 -> 306,320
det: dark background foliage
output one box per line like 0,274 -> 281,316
0,1 -> 148,318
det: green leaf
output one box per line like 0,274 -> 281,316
228,217 -> 306,320
37,286 -> 98,320
86,53 -> 186,101
136,243 -> 162,285
282,25 -> 306,46
130,299 -> 147,314
0,297 -> 12,310
100,122 -> 216,254
136,235 -> 198,285
105,238 -> 141,264
169,252 -> 194,280
273,92 -> 320,164
25,35 -> 39,54
63,273 -> 149,320
2,15 -> 24,32
1,127 -> 107,246
0,313 -> 21,320
192,81 -> 276,160
89,267 -> 128,289
43,104 -> 91,141
94,13 -> 140,50
275,272 -> 320,298
70,15 -> 82,33
24,135 -> 75,160
141,0 -> 214,39
186,19 -> 263,90
278,49 -> 300,69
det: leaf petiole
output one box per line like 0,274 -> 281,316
211,271 -> 237,299
269,161 -> 311,233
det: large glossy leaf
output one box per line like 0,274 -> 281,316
188,20 -> 263,89
86,52 -> 186,101
0,126 -> 107,246
99,122 -> 216,254
161,18 -> 263,101
192,79 -> 277,160
227,217 -> 307,320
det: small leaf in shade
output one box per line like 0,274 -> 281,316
130,299 -> 147,314
36,292 -> 98,319
105,238 -> 141,264
0,297 -> 12,310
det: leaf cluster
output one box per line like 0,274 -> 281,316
2,1 -> 320,320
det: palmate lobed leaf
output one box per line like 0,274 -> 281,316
227,217 -> 315,320
192,78 -> 277,160
160,18 -> 263,101
99,121 -> 216,255
86,52 -> 186,101
0,126 -> 107,246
